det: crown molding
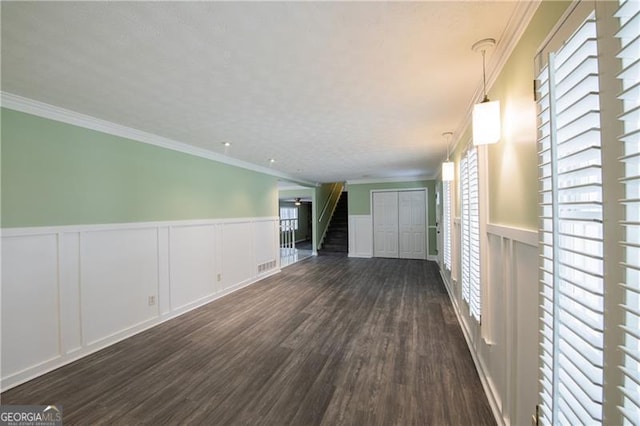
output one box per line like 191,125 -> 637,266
1,91 -> 317,187
449,0 -> 542,157
346,175 -> 433,185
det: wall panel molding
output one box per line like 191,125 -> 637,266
348,215 -> 373,258
1,216 -> 280,390
486,223 -> 537,248
440,222 -> 539,426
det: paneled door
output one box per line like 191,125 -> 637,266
373,189 -> 427,259
373,191 -> 399,258
398,190 -> 426,259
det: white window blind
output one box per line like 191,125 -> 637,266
443,181 -> 452,270
461,147 -> 481,321
537,10 -> 604,425
616,0 -> 640,423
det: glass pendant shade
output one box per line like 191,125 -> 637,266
442,161 -> 454,181
473,100 -> 501,145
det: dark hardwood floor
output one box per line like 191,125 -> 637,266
1,257 -> 495,425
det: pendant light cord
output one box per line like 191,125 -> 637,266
472,38 -> 495,105
443,132 -> 453,161
482,49 -> 488,102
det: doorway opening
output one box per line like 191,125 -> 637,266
278,181 -> 315,267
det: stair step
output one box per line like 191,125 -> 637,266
321,192 -> 349,254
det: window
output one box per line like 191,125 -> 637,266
616,0 -> 640,423
537,8 -> 605,424
461,147 -> 480,321
443,180 -> 452,270
280,207 -> 298,231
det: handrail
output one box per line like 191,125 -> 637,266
318,182 -> 343,223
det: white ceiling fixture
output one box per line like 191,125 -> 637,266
441,132 -> 455,182
472,38 -> 501,146
1,1 -> 536,183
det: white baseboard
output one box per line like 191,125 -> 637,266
348,253 -> 372,258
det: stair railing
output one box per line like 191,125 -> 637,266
318,183 -> 345,249
318,182 -> 343,224
280,219 -> 296,254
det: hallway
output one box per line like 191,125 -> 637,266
1,257 -> 494,425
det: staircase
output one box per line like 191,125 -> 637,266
319,192 -> 348,256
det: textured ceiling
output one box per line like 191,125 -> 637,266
1,1 -> 523,184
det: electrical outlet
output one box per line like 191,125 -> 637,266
148,295 -> 156,306
217,273 -> 222,282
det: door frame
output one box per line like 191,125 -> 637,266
370,187 -> 429,259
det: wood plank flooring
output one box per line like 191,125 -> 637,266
1,257 -> 495,425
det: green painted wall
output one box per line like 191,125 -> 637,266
1,108 -> 278,227
348,180 -> 436,223
347,179 -> 437,255
486,0 -> 571,229
446,1 -> 571,228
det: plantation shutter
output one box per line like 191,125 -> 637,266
460,147 -> 481,321
616,0 -> 640,423
461,155 -> 470,305
443,181 -> 452,270
468,148 -> 481,321
536,8 -> 604,425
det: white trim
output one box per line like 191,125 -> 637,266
346,175 -> 431,185
0,92 -> 317,187
449,1 -> 541,160
486,223 -> 538,247
1,216 -> 280,237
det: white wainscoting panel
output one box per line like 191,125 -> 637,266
81,228 -> 160,346
513,241 -> 539,426
157,227 -> 171,316
1,234 -> 60,377
169,225 -> 216,311
60,232 -> 82,354
254,219 -> 278,270
221,222 -> 254,290
0,216 -> 279,390
440,222 -> 538,426
348,215 -> 372,258
486,233 -> 506,405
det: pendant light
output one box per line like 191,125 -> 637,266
472,38 -> 501,145
441,132 -> 454,182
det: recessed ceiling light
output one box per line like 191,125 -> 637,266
222,142 -> 231,147
269,158 -> 276,163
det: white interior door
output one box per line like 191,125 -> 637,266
398,190 -> 426,259
373,191 -> 399,258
